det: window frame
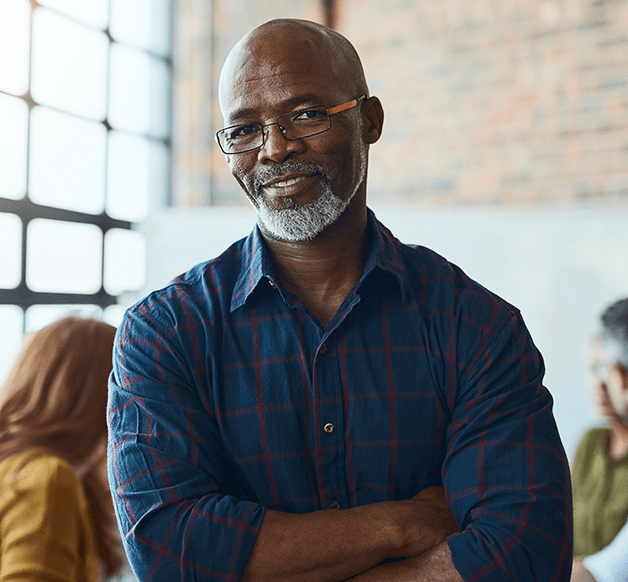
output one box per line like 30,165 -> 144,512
0,0 -> 173,327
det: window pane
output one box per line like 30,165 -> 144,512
107,132 -> 169,221
0,94 -> 28,200
110,0 -> 171,56
25,304 -> 101,334
37,0 -> 109,30
26,219 -> 102,294
0,306 -> 24,386
0,213 -> 22,289
0,0 -> 30,96
30,106 -> 106,214
31,8 -> 109,120
104,229 -> 146,295
103,304 -> 127,328
109,44 -> 170,138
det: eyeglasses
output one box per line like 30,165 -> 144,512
592,362 -> 610,382
215,95 -> 367,155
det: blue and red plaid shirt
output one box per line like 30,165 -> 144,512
107,209 -> 572,582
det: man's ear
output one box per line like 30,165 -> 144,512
361,96 -> 384,145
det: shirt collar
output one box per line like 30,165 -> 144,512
230,208 -> 410,312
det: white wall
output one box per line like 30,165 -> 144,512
142,203 -> 628,462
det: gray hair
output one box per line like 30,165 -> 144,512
601,297 -> 628,370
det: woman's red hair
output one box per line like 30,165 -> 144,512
0,315 -> 122,578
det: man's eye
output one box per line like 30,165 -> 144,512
293,109 -> 325,122
230,124 -> 259,139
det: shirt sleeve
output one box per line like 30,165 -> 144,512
107,304 -> 265,582
583,519 -> 628,582
443,311 -> 573,582
1,455 -> 91,582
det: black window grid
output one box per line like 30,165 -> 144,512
0,0 -> 173,327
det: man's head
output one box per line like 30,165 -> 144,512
217,19 -> 384,242
593,298 -> 628,422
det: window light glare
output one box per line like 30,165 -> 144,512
29,106 -> 107,214
37,0 -> 109,30
25,304 -> 102,334
109,44 -> 170,138
0,213 -> 22,290
0,0 -> 30,96
104,229 -> 146,296
0,306 -> 24,386
26,219 -> 102,294
31,8 -> 109,120
0,94 -> 28,200
110,0 -> 171,56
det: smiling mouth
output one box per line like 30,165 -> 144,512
265,175 -> 311,188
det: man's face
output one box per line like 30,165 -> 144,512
588,333 -> 617,418
219,35 -> 368,242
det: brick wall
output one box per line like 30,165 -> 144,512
174,0 -> 628,206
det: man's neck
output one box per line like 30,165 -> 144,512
262,201 -> 369,329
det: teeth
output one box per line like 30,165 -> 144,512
268,176 -> 308,188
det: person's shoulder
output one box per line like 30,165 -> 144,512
398,241 -> 519,319
1,451 -> 82,497
576,426 -> 610,452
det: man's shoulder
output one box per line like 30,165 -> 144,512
395,240 -> 519,320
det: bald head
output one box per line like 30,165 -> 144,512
218,19 -> 369,117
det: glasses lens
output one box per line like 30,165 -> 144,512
279,106 -> 330,139
218,123 -> 263,153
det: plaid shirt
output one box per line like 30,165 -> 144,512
108,209 -> 572,582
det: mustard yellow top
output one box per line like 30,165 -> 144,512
0,451 -> 100,582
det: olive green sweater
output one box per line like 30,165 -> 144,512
572,427 -> 628,559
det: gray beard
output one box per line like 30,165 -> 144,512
257,183 -> 348,241
243,156 -> 366,242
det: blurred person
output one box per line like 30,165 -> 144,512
108,19 -> 572,582
572,297 -> 628,582
0,316 -> 123,582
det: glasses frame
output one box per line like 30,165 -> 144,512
215,94 -> 368,155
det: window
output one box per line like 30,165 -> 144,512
0,0 -> 172,383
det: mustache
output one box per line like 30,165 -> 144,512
252,161 -> 330,194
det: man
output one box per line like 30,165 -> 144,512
571,298 -> 628,582
107,19 -> 573,582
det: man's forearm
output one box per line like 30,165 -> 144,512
347,542 -> 463,582
242,487 -> 459,582
242,504 -> 399,582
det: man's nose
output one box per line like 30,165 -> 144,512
258,123 -> 305,163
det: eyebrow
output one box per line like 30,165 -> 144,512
228,93 -> 324,123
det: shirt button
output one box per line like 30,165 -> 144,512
268,280 -> 277,289
323,422 -> 335,434
330,500 -> 341,509
319,343 -> 328,354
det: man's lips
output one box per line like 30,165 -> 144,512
262,173 -> 316,188
259,173 -> 319,196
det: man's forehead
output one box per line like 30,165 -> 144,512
220,51 -> 339,120
219,21 -> 355,116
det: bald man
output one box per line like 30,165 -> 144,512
108,19 -> 573,582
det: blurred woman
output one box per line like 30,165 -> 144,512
571,298 -> 628,582
0,316 -> 122,581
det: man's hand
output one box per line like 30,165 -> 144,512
390,486 -> 460,559
571,559 -> 596,582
